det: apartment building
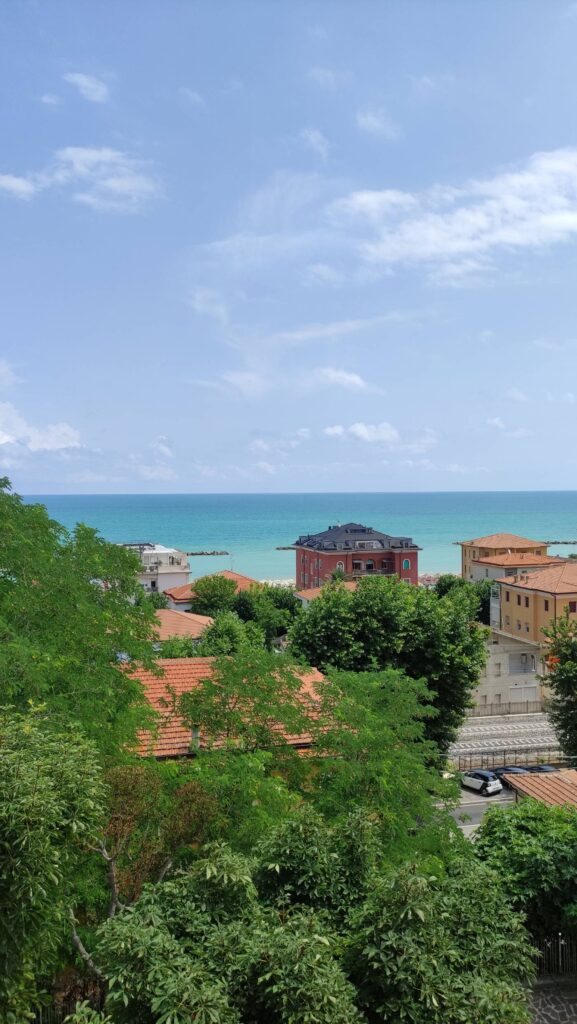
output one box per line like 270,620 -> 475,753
492,561 -> 577,644
121,541 -> 190,593
458,532 -> 549,581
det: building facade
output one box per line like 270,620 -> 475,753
458,533 -> 549,581
293,523 -> 419,590
121,542 -> 190,593
469,552 -> 562,582
492,561 -> 577,644
474,629 -> 545,708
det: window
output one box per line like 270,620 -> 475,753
336,561 -> 344,572
480,694 -> 487,705
506,591 -> 510,603
544,599 -> 549,612
366,560 -> 375,573
352,560 -> 362,571
570,602 -> 577,614
494,662 -> 501,677
525,624 -> 530,632
517,595 -> 521,606
525,596 -> 529,608
402,558 -> 411,570
516,620 -> 522,631
531,655 -> 536,671
494,693 -> 501,704
505,615 -> 510,625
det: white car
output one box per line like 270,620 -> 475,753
461,770 -> 502,796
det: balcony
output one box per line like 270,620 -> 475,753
349,568 -> 396,580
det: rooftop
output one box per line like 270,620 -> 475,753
133,657 -> 324,758
164,570 -> 260,603
496,561 -> 577,595
502,769 -> 577,807
295,581 -> 358,602
154,608 -> 213,641
121,542 -> 184,555
474,553 -> 562,567
294,522 -> 418,552
460,532 -> 547,549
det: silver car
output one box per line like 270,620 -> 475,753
461,770 -> 503,796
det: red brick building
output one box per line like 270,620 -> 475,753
293,522 -> 420,589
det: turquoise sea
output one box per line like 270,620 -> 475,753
23,492 -> 577,582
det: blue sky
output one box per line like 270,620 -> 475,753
2,0 -> 577,494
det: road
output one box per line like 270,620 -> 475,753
450,788 -> 515,837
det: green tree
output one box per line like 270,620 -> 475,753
135,589 -> 169,609
195,611 -> 266,655
289,577 -> 486,752
346,859 -> 534,1024
0,480 -> 158,756
475,799 -> 577,935
190,575 -> 238,615
541,611 -> 577,756
435,574 -> 491,625
234,585 -> 299,648
0,711 -> 104,1021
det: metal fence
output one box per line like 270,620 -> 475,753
465,700 -> 543,718
536,935 -> 577,976
455,746 -> 567,771
33,990 -> 105,1023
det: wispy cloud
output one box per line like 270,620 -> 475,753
487,416 -> 531,438
188,286 -> 228,323
546,390 -> 575,404
179,87 -> 205,107
303,262 -> 343,287
308,66 -> 351,90
300,128 -> 330,161
506,387 -> 528,402
62,72 -> 110,103
487,416 -> 505,429
348,421 -> 400,443
150,436 -> 174,460
222,371 -> 269,397
356,107 -> 400,141
0,402 -> 81,451
0,360 -> 20,388
310,366 -> 383,394
0,146 -> 160,213
40,93 -> 61,106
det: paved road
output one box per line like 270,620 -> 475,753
450,788 -> 515,837
450,712 -> 557,756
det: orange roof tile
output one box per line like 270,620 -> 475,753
474,553 -> 562,567
165,570 -> 260,603
154,608 -> 213,641
460,532 -> 546,548
502,769 -> 577,806
133,657 -> 325,758
295,581 -> 358,601
495,561 -> 577,594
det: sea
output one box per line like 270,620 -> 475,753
22,491 -> 577,583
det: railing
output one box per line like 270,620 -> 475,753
455,746 -> 566,771
349,569 -> 395,579
465,700 -> 544,718
535,934 -> 577,976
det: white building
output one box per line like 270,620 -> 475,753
474,629 -> 547,711
121,542 -> 190,594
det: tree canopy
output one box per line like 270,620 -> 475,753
189,575 -> 238,615
289,577 -> 487,751
541,611 -> 577,756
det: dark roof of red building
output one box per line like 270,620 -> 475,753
133,657 -> 325,758
293,522 -> 418,552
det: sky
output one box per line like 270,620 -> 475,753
2,0 -> 577,494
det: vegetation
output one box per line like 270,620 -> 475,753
541,611 -> 577,756
289,577 -> 487,751
159,612 -> 265,658
0,479 -> 158,756
475,799 -> 577,936
189,575 -> 238,615
434,573 -> 492,625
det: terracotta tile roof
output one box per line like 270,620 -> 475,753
296,581 -> 358,601
133,658 -> 325,758
502,769 -> 577,806
154,608 -> 213,641
495,561 -> 577,594
460,533 -> 546,548
474,553 -> 562,567
164,570 -> 260,604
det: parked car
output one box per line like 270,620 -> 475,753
525,764 -> 560,773
461,770 -> 503,796
491,765 -> 529,788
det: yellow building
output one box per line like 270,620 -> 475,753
495,561 -> 577,644
458,532 -> 548,581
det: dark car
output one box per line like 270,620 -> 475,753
492,765 -> 529,788
525,764 -> 560,773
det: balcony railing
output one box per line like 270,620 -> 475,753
349,569 -> 396,579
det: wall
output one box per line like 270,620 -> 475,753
474,630 -> 545,707
295,546 -> 418,588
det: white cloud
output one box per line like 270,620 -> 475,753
179,87 -> 205,106
0,360 -> 20,387
329,189 -> 417,223
300,127 -> 330,161
313,367 -> 371,391
487,416 -> 505,429
446,462 -> 489,474
507,427 -> 532,439
356,107 -> 400,141
323,425 -> 345,437
303,262 -> 343,287
547,391 -> 576,403
0,175 -> 38,200
308,67 -> 350,90
402,428 -> 439,454
0,146 -> 159,213
506,387 -> 528,402
134,463 -> 177,481
40,93 -> 61,106
271,311 -> 407,347
223,371 -> 269,397
150,436 -> 174,460
0,402 -> 81,451
255,460 -> 276,475
410,73 -> 454,98
63,72 -> 110,103
188,286 -> 228,323
402,458 -> 436,470
349,421 -> 400,444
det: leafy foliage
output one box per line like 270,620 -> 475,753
234,585 -> 301,648
190,575 -> 238,615
0,711 -> 104,1021
194,611 -> 266,655
289,577 -> 487,751
541,611 -> 577,755
434,574 -> 491,625
475,799 -> 577,935
0,479 -> 158,756
136,590 -> 169,610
